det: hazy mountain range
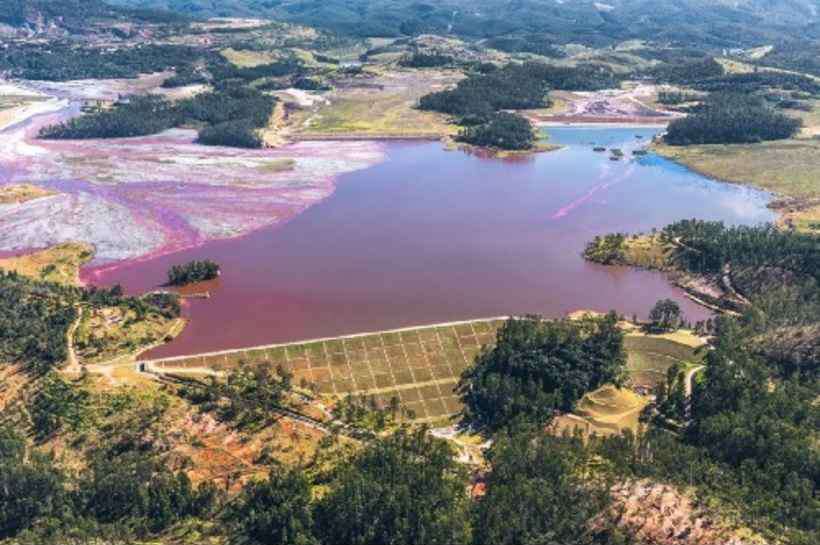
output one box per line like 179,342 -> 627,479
3,0 -> 819,46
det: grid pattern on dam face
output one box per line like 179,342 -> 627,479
147,319 -> 506,421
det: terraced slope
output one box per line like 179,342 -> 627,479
624,335 -> 705,389
145,318 -> 506,422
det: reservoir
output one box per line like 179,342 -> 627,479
89,127 -> 776,358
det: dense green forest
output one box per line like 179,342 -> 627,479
665,93 -> 802,145
647,56 -> 724,85
419,62 -> 618,117
483,34 -> 566,58
39,96 -> 179,140
420,62 -> 618,119
0,272 -> 77,375
0,0 -> 188,30
2,418 -> 629,545
756,42 -> 820,77
39,87 -> 276,149
398,52 -> 454,68
661,220 -> 820,286
601,317 -> 819,541
419,63 -> 550,119
0,421 -> 218,542
458,313 -> 626,431
0,44 -> 212,82
581,219 -> 820,541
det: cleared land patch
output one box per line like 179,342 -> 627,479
553,385 -> 649,438
221,47 -> 279,68
0,241 -> 93,286
0,183 -> 57,205
75,306 -> 186,365
553,334 -> 704,438
291,69 -> 460,139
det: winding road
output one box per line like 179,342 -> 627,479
683,365 -> 705,420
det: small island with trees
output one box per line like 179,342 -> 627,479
167,260 -> 220,286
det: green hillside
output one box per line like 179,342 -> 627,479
105,0 -> 820,46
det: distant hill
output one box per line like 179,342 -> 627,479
105,0 -> 820,46
0,0 -> 187,35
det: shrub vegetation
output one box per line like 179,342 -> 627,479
167,260 -> 220,286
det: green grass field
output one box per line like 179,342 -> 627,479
653,127 -> 820,233
624,335 -> 704,389
292,69 -> 460,138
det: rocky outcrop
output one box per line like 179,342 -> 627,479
605,480 -> 767,545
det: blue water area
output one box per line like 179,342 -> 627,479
544,126 -> 661,147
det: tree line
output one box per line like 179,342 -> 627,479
420,61 -> 619,119
646,56 -> 724,85
693,71 -> 820,96
398,52 -> 454,68
484,34 -> 566,58
457,112 -> 535,150
662,219 -> 820,285
665,92 -> 802,145
39,85 -> 277,149
0,43 -> 214,82
417,61 -> 623,150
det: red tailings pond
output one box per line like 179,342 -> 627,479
90,127 -> 775,359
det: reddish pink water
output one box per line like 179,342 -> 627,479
88,128 -> 774,358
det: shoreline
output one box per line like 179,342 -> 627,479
536,120 -> 669,129
649,142 -> 803,229
292,133 -> 443,141
140,316 -> 511,364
